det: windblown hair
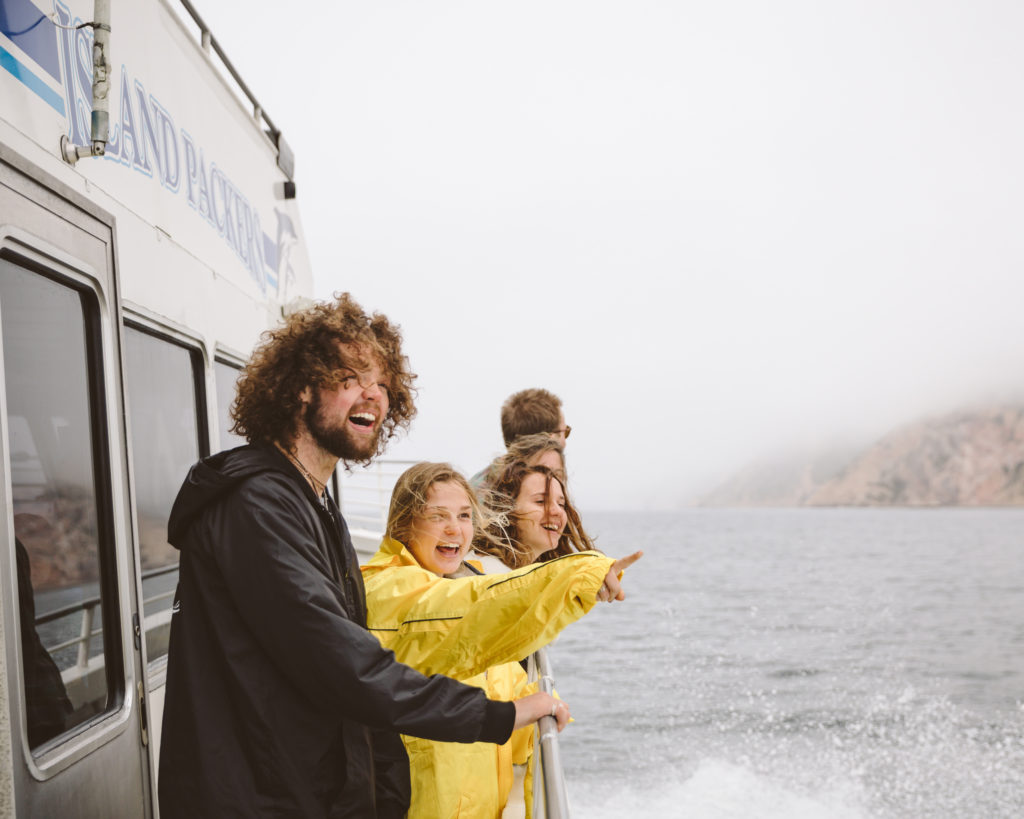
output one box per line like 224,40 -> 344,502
231,292 -> 416,460
474,463 -> 595,570
478,433 -> 565,491
500,388 -> 562,447
386,462 -> 492,549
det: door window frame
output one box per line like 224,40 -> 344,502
0,227 -> 136,780
121,318 -> 209,685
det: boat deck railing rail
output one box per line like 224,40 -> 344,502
531,646 -> 571,818
36,453 -> 421,670
335,459 -> 418,537
174,0 -> 295,179
36,563 -> 179,677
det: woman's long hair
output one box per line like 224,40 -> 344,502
474,462 -> 595,570
478,433 -> 565,491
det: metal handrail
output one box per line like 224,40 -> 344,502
30,457 -> 423,673
35,594 -> 102,627
144,589 -> 176,606
344,520 -> 387,533
30,454 -> 416,670
340,460 -> 419,484
141,563 -> 180,581
335,458 -> 420,535
34,561 -> 181,671
531,646 -> 571,818
174,0 -> 294,177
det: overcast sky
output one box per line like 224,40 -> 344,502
199,0 -> 1024,510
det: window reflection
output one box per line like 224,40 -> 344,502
214,360 -> 245,451
123,327 -> 203,666
1,259 -> 113,750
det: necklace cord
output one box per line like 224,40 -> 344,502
276,443 -> 328,497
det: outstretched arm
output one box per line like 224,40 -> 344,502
207,477 -> 515,746
364,549 -> 616,678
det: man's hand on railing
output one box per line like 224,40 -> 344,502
596,550 -> 643,603
512,691 -> 570,732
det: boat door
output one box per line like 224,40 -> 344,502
0,151 -> 154,816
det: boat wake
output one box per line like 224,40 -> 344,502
570,757 -> 868,819
565,688 -> 1024,818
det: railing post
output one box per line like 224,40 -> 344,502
532,647 -> 571,818
375,462 -> 386,532
77,604 -> 94,671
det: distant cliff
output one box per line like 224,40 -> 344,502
701,405 -> 1024,507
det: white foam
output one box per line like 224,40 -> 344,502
569,758 -> 869,819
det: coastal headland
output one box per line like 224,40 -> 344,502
701,405 -> 1024,507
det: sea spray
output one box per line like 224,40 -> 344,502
569,758 -> 869,819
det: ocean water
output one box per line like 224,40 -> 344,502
553,508 -> 1024,818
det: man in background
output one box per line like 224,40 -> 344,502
500,387 -> 570,449
472,388 -> 571,490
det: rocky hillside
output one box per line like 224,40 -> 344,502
701,405 -> 1024,507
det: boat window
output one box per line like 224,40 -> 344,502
123,326 -> 205,669
0,257 -> 120,752
214,359 -> 246,451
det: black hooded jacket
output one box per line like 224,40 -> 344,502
158,444 -> 515,818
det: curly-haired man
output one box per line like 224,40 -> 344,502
159,293 -> 566,819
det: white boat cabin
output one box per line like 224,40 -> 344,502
0,0 -> 312,814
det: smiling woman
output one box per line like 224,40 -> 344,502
405,481 -> 475,575
361,462 -> 641,817
475,463 -> 594,570
513,471 -> 569,560
384,464 -> 487,575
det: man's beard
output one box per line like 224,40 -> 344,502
305,390 -> 382,462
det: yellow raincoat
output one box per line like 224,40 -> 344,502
362,539 -> 615,818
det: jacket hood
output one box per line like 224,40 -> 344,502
167,443 -> 291,549
362,537 -> 419,573
362,538 -> 489,578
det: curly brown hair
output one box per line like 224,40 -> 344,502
474,462 -> 595,569
231,292 -> 416,456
